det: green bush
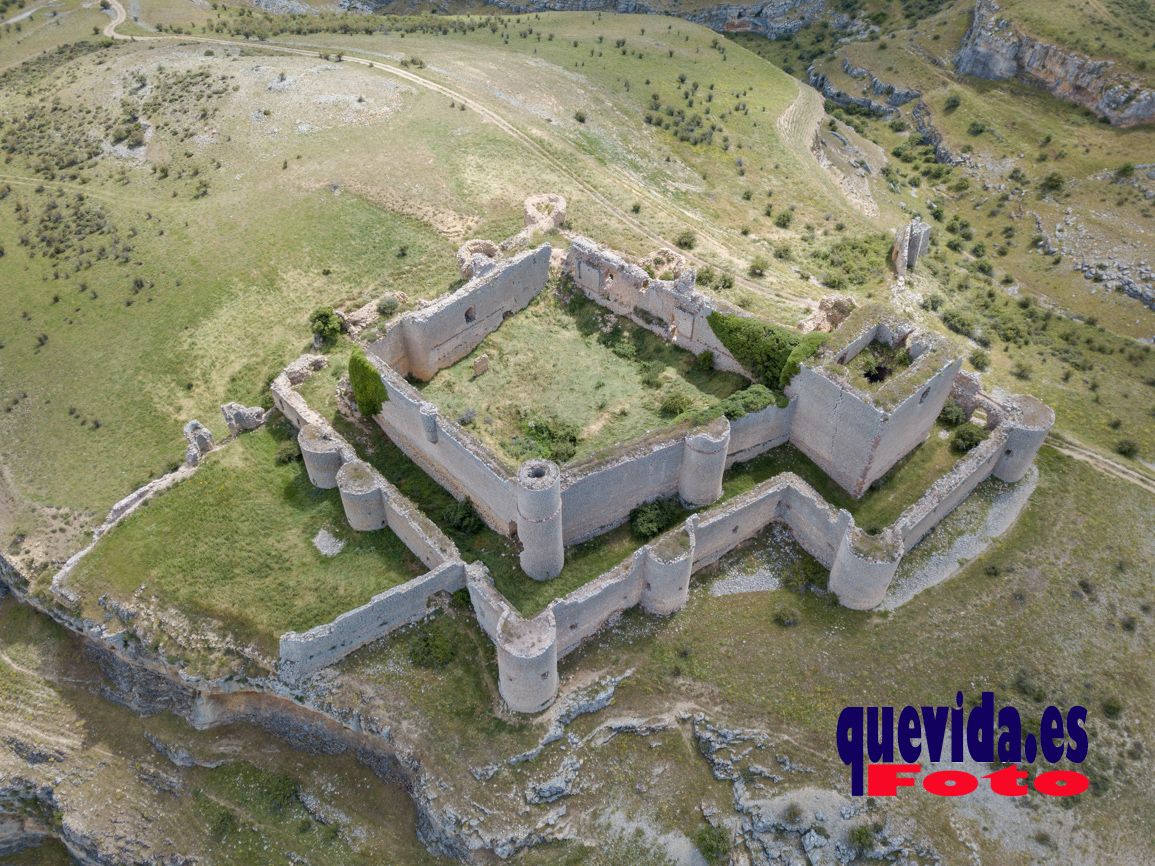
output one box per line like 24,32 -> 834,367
630,498 -> 683,540
969,348 -> 990,371
513,410 -> 580,462
660,390 -> 694,417
408,617 -> 457,669
938,400 -> 967,427
684,384 -> 779,425
774,210 -> 794,229
274,440 -> 301,465
694,824 -> 729,864
848,824 -> 875,853
747,255 -> 769,278
376,295 -> 399,317
778,332 -> 826,389
950,423 -> 987,454
349,349 -> 388,417
675,230 -> 697,250
442,498 -> 484,534
1114,439 -> 1139,459
707,311 -> 802,389
693,350 -> 715,372
309,306 -> 342,343
773,605 -> 801,627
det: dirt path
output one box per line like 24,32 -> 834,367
1047,435 -> 1155,496
99,0 -> 815,309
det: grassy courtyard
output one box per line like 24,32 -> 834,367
417,284 -> 747,467
68,421 -> 425,658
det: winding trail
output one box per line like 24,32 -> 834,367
98,0 -> 815,308
1047,435 -> 1155,496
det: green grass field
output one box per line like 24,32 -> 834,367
68,420 -> 426,657
418,284 -> 745,466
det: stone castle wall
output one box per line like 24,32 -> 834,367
469,385 -> 1051,712
271,357 -> 467,684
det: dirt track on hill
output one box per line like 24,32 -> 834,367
100,0 -> 815,309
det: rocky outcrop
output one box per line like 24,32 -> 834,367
842,58 -> 921,107
478,0 -> 825,39
955,0 -> 1155,127
807,62 -> 895,116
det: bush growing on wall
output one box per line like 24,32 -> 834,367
706,311 -> 803,388
309,306 -> 342,344
684,384 -> 779,425
778,332 -> 826,389
349,349 -> 388,417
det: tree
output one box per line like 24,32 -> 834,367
348,349 -> 388,416
309,306 -> 341,344
950,423 -> 987,454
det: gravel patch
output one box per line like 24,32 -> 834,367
313,528 -> 345,557
880,465 -> 1038,610
710,524 -> 801,597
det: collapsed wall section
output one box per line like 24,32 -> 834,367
564,236 -> 751,377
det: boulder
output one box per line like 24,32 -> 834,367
220,402 -> 266,436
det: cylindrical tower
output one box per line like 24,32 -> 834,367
678,417 -> 730,507
993,395 -> 1054,483
298,424 -> 345,489
828,528 -> 901,610
336,460 -> 388,531
496,609 -> 559,713
640,529 -> 695,615
516,459 -> 564,580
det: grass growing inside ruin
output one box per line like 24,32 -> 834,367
417,284 -> 746,466
723,426 -> 961,532
68,420 -> 426,657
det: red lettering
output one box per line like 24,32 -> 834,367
866,763 -> 921,796
922,769 -> 978,796
1034,770 -> 1089,797
984,765 -> 1030,796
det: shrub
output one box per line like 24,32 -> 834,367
1040,172 -> 1065,195
442,498 -> 484,534
781,556 -> 826,594
938,400 -> 967,427
274,440 -> 301,465
630,498 -> 683,539
1102,697 -> 1123,719
376,295 -> 399,317
693,824 -> 729,865
969,348 -> 990,371
778,333 -> 826,389
941,308 -> 975,338
348,349 -> 388,416
574,110 -> 587,123
514,410 -> 580,462
707,312 -> 801,389
640,361 -> 663,389
747,255 -> 769,278
773,605 -> 801,627
967,121 -> 985,136
675,230 -> 697,250
1114,439 -> 1139,459
848,824 -> 874,853
660,390 -> 694,417
950,423 -> 987,454
309,306 -> 342,343
693,350 -> 714,372
944,93 -> 961,112
408,617 -> 457,669
774,210 -> 794,229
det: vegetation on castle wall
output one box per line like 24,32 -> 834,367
778,333 -> 827,389
706,312 -> 803,390
349,349 -> 387,417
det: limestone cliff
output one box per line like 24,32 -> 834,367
955,0 -> 1155,126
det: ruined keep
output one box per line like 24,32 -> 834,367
261,196 -> 1052,712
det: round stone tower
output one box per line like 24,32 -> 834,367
298,424 -> 345,489
419,403 -> 439,444
516,459 -> 564,581
496,608 -> 559,713
994,395 -> 1054,483
336,460 -> 388,531
678,417 -> 730,507
640,528 -> 695,616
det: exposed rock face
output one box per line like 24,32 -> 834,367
955,0 -> 1155,127
481,0 -> 825,39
